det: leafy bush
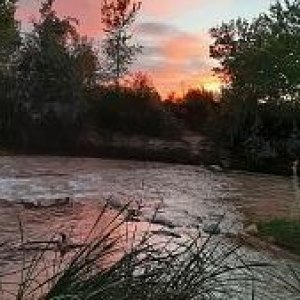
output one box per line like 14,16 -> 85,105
164,88 -> 218,133
90,81 -> 179,138
257,219 -> 300,255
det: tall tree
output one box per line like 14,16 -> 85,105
101,0 -> 142,86
0,0 -> 20,143
73,37 -> 99,90
0,0 -> 20,70
18,0 -> 80,111
15,0 -> 98,149
210,0 -> 300,102
209,0 -> 300,144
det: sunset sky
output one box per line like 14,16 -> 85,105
17,0 -> 273,97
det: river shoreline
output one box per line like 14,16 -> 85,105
0,132 -> 294,177
0,155 -> 299,297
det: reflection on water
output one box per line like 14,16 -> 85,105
0,156 -> 299,299
0,156 -> 296,226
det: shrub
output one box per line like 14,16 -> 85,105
257,219 -> 300,255
90,84 -> 179,138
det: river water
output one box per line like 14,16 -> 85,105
0,156 -> 299,299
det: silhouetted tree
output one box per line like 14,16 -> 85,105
0,0 -> 20,143
210,0 -> 300,146
73,37 -> 99,90
129,72 -> 161,105
0,0 -> 20,69
211,0 -> 300,101
101,0 -> 142,86
15,0 -> 98,150
165,88 -> 217,132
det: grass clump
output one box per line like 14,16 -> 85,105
1,205 -> 299,299
257,219 -> 300,255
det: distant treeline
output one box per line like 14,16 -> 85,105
1,0 -> 300,172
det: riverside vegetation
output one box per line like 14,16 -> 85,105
0,204 -> 299,299
0,0 -> 300,297
0,0 -> 299,176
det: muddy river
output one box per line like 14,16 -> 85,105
0,156 -> 299,299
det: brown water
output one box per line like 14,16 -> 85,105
0,156 -> 299,299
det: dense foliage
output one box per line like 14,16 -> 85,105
14,0 -> 89,151
0,0 -> 19,65
88,73 -> 177,137
1,0 -> 299,172
210,0 -> 300,170
0,0 -> 180,153
210,0 -> 300,168
164,88 -> 219,133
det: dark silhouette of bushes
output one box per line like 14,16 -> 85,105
208,0 -> 300,171
164,88 -> 219,133
0,0 -> 181,154
1,0 -> 299,171
88,75 -> 180,138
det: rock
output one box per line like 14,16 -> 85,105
127,208 -> 141,218
209,214 -> 224,222
208,165 -> 223,172
244,224 -> 258,235
105,195 -> 124,210
151,230 -> 181,239
203,223 -> 221,235
54,197 -> 72,207
196,216 -> 203,223
150,217 -> 176,229
191,215 -> 203,224
19,197 -> 72,209
125,216 -> 141,222
19,200 -> 40,209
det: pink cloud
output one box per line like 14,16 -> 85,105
135,25 -> 220,96
54,0 -> 102,36
17,0 -> 205,35
16,0 -> 221,96
162,34 -> 206,62
17,0 -> 102,35
142,0 -> 201,17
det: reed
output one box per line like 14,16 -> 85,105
0,204 -> 299,299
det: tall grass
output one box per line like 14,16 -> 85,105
0,204 -> 299,299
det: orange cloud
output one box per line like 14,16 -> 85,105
151,67 -> 221,98
135,24 -> 220,97
162,33 -> 207,62
142,0 -> 201,17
